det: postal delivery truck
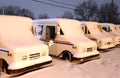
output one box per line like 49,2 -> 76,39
0,15 -> 52,75
81,22 -> 115,49
33,18 -> 100,62
100,23 -> 120,45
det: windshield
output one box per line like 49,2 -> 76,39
97,25 -> 103,32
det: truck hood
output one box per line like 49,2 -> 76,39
1,36 -> 47,53
92,33 -> 112,40
56,35 -> 96,46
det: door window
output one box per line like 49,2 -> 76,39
46,26 -> 56,40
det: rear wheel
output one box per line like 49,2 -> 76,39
62,51 -> 73,62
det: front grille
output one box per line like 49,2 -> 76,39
29,53 -> 40,60
87,47 -> 92,52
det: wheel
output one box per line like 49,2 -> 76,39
62,51 -> 73,62
0,60 -> 10,75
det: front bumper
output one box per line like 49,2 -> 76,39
73,51 -> 100,59
8,56 -> 52,70
8,60 -> 52,75
98,44 -> 115,49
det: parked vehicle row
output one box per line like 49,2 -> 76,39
33,18 -> 120,63
0,15 -> 119,76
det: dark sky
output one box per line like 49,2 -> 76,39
0,0 -> 120,18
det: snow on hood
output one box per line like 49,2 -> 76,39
85,22 -> 102,34
57,34 -> 96,46
0,15 -> 44,51
58,19 -> 84,36
83,22 -> 112,40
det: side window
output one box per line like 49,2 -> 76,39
60,28 -> 64,35
97,25 -> 102,32
102,27 -> 108,32
38,25 -> 43,35
84,26 -> 87,34
108,27 -> 111,32
35,25 -> 43,35
87,30 -> 90,34
85,26 -> 90,34
81,24 -> 90,34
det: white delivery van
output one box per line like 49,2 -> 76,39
33,18 -> 100,62
0,15 -> 52,75
81,22 -> 115,49
100,23 -> 120,44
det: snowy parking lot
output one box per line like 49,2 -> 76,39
1,45 -> 120,78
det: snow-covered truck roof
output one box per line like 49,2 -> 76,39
34,18 -> 84,36
0,15 -> 43,51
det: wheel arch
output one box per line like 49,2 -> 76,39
0,58 -> 9,69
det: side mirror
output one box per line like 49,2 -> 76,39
48,40 -> 54,46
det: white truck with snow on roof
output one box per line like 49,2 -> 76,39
33,18 -> 100,62
0,15 -> 52,76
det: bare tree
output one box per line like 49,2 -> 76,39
0,6 -> 20,15
74,0 -> 98,21
98,2 -> 120,24
18,8 -> 35,19
38,13 -> 49,19
61,11 -> 74,19
0,6 -> 35,19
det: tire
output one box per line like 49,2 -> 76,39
0,60 -> 10,74
62,51 -> 73,62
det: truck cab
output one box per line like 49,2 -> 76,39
34,18 -> 100,62
100,23 -> 120,45
81,22 -> 115,49
0,15 -> 52,75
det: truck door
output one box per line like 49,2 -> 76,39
46,26 -> 56,40
46,27 -> 51,40
46,26 -> 57,55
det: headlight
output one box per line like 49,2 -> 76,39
22,55 -> 27,60
72,45 -> 77,49
41,52 -> 46,56
8,52 -> 12,57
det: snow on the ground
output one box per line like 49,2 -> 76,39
1,46 -> 120,78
